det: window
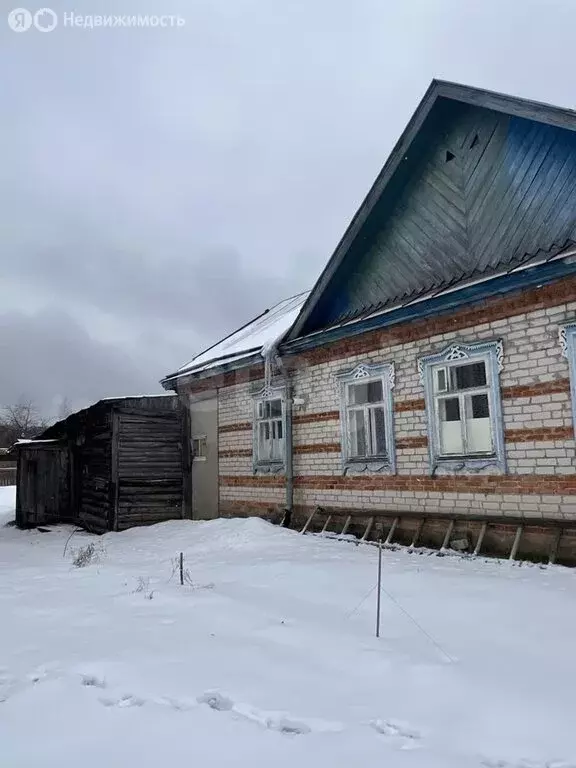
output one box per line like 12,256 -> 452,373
253,387 -> 286,471
560,323 -> 576,437
336,362 -> 396,472
419,341 -> 506,473
192,435 -> 207,461
433,360 -> 492,456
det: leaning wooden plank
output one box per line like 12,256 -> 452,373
410,518 -> 425,548
321,515 -> 332,534
549,527 -> 562,565
509,525 -> 524,561
384,517 -> 399,546
341,515 -> 352,536
473,522 -> 487,556
361,517 -> 374,542
441,519 -> 455,551
300,508 -> 317,534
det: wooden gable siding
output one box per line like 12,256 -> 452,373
306,100 -> 576,331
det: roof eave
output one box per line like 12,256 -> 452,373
161,352 -> 263,392
281,255 -> 576,356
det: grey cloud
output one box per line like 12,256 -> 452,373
0,309 -> 154,415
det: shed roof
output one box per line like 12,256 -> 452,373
162,291 -> 309,386
29,394 -> 177,443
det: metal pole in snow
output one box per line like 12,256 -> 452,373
179,552 -> 184,586
376,538 -> 382,638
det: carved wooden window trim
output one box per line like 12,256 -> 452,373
336,362 -> 396,474
252,384 -> 286,474
418,340 -> 506,475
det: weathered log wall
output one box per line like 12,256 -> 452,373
115,406 -> 185,530
77,408 -> 112,533
15,446 -> 69,528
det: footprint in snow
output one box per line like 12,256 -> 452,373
80,674 -> 107,689
197,690 -> 234,711
370,719 -> 422,749
99,694 -> 146,708
198,690 -> 341,736
264,715 -> 312,735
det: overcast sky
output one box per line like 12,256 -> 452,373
1,0 -> 575,418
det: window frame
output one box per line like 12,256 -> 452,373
252,385 -> 286,473
191,434 -> 208,462
560,323 -> 576,439
418,340 -> 506,474
336,362 -> 396,474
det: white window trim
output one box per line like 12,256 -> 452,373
418,340 -> 506,475
560,323 -> 576,439
191,434 -> 207,462
252,384 -> 286,474
336,362 -> 396,474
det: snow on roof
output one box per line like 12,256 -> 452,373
14,439 -> 61,446
169,291 -> 309,380
100,393 -> 175,401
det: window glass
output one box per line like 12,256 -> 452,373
470,393 -> 489,419
270,399 -> 282,418
440,397 -> 460,422
348,409 -> 367,456
371,407 -> 387,454
451,361 -> 486,390
349,380 -> 383,405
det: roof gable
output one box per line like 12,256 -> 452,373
289,80 -> 576,339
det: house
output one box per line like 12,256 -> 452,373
14,395 -> 190,532
163,80 -> 576,563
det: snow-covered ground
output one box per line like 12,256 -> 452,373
1,484 -> 576,768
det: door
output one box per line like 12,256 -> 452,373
190,396 -> 218,519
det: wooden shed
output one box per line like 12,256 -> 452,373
15,395 -> 191,532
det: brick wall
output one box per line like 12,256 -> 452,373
188,278 -> 576,525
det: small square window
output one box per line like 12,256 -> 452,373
192,435 -> 207,461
